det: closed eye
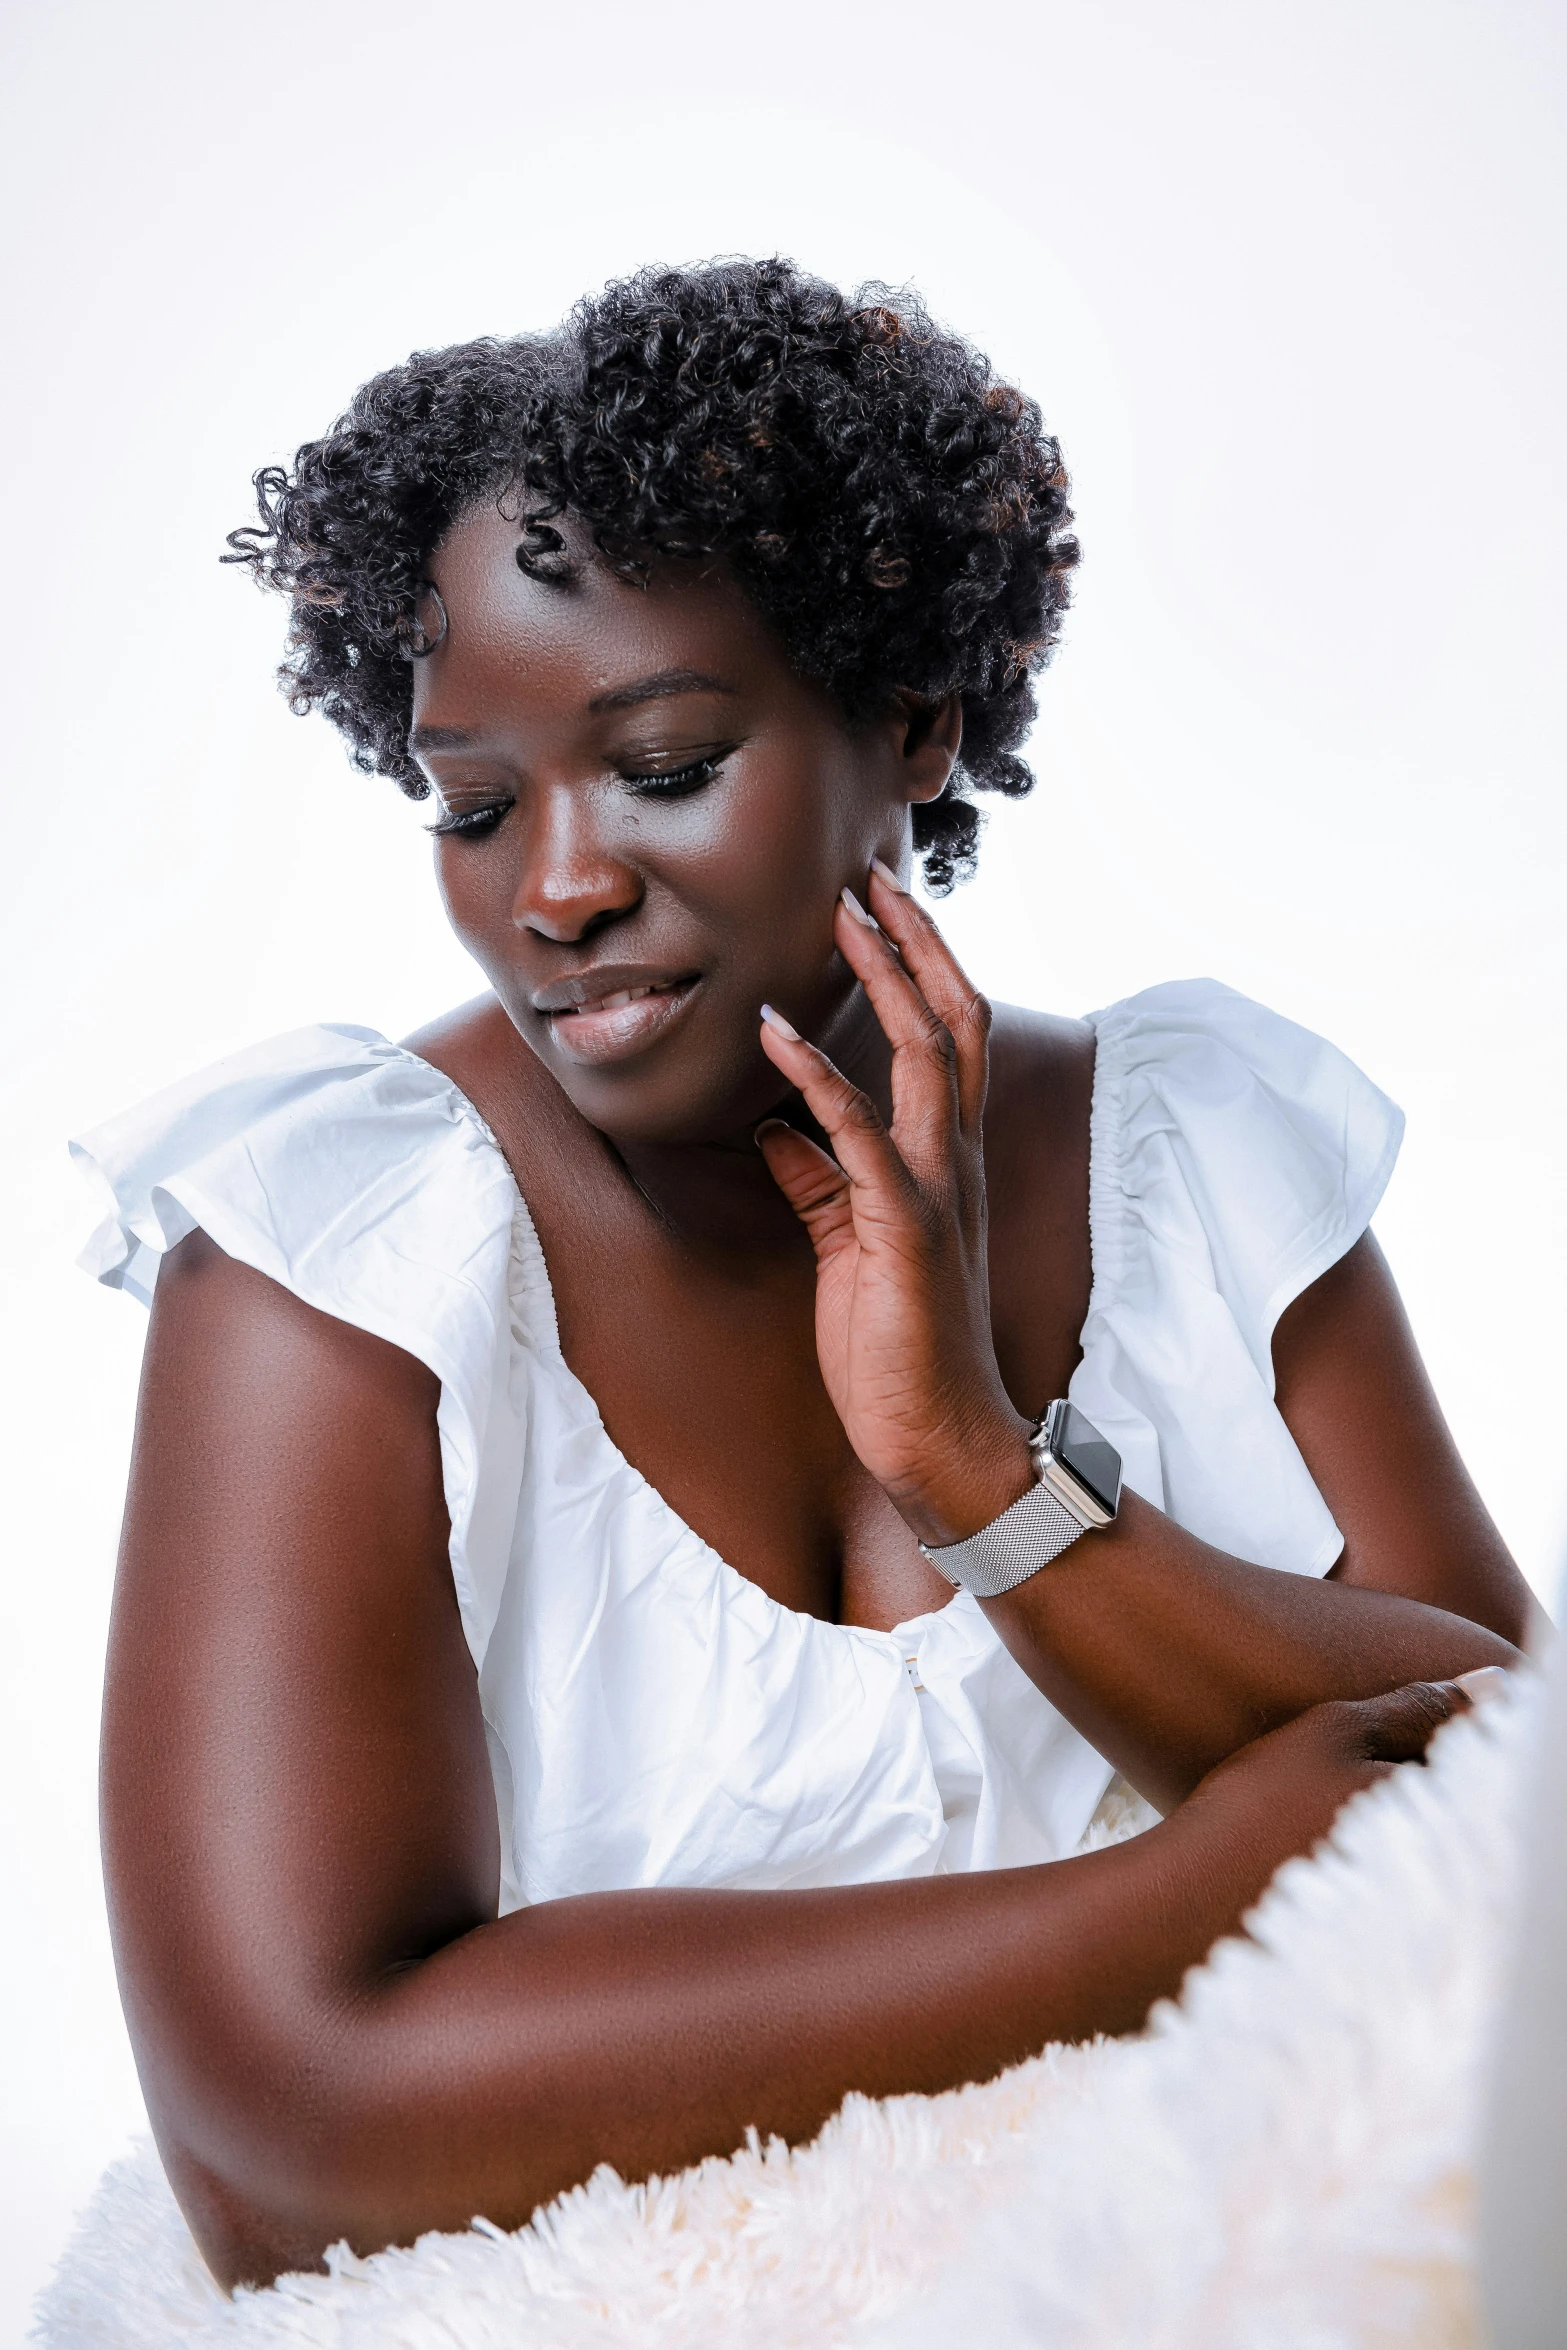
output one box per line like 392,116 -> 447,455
425,798 -> 512,839
622,752 -> 728,800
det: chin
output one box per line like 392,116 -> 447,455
547,1033 -> 789,1148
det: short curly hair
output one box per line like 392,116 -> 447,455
226,257 -> 1078,890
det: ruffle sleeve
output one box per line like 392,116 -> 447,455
70,1024 -> 531,1675
1073,978 -> 1404,1578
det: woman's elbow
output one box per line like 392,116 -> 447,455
146,2007 -> 435,2291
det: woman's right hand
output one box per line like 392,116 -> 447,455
1163,1675 -> 1490,1906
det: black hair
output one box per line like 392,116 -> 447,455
226,257 -> 1078,890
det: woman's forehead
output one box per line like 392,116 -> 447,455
414,504 -> 798,725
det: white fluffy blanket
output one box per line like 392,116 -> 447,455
32,1691 -> 1532,2350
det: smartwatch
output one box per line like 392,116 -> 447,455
920,1399 -> 1122,1598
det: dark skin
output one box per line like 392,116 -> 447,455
103,503 -> 1531,2289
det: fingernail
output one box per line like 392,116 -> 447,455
759,1003 -> 800,1042
870,856 -> 908,893
1453,1665 -> 1512,1707
840,885 -> 879,930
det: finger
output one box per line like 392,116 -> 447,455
754,1120 -> 857,1266
832,891 -> 962,1177
867,862 -> 991,1134
1355,1679 -> 1468,1766
757,1006 -> 917,1229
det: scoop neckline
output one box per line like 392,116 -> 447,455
376,1026 -> 1106,1652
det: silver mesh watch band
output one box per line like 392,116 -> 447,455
920,1473 -> 1092,1598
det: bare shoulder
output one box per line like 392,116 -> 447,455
149,1225 -> 440,1426
402,991 -> 526,1100
402,992 -> 573,1184
983,1002 -> 1097,1169
985,1000 -> 1097,1080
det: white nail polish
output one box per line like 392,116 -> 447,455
1454,1665 -> 1513,1707
841,885 -> 879,929
760,1003 -> 800,1042
870,856 -> 908,893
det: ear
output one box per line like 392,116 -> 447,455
890,690 -> 963,805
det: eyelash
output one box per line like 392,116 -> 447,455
425,754 -> 727,838
625,753 -> 725,799
426,802 -> 509,839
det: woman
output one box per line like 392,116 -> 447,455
80,259 -> 1528,2291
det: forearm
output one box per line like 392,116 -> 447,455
983,1491 -> 1516,1811
165,1818 -> 1261,2290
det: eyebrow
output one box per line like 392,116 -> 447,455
406,723 -> 476,752
587,668 -> 739,714
407,671 -> 738,757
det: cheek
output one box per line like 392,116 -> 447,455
431,842 -> 510,950
682,742 -> 867,925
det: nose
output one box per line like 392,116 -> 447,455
510,784 -> 642,945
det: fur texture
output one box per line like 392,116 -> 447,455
31,1693 -> 1532,2349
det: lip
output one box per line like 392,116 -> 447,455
532,965 -> 704,1066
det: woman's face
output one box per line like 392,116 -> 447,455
411,502 -> 951,1145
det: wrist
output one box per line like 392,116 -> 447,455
889,1406 -> 1036,1552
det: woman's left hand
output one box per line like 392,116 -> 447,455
756,861 -> 1035,1549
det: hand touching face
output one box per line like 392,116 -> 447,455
755,862 -> 1035,1550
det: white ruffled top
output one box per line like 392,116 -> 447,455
73,978 -> 1403,1913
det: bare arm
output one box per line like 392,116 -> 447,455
105,1233 -> 1454,2288
1276,1228 -> 1536,1642
981,1496 -> 1513,1816
757,873 -> 1524,1816
975,1236 -> 1530,1811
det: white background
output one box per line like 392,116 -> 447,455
1,0 -> 1563,2334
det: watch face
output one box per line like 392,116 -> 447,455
1052,1401 -> 1123,1517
